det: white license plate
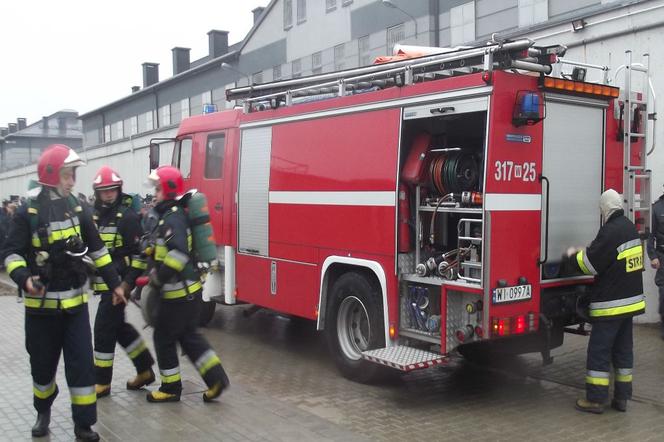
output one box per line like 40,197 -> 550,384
492,284 -> 532,304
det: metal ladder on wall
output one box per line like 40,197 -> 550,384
618,50 -> 657,235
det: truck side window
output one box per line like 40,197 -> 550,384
205,133 -> 225,179
180,138 -> 193,178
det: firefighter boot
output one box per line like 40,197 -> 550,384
611,398 -> 627,412
31,410 -> 50,437
575,398 -> 604,414
74,425 -> 100,441
126,368 -> 155,390
95,384 -> 111,398
203,381 -> 227,403
146,390 -> 180,403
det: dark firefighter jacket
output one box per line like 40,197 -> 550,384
0,188 -> 120,314
646,194 -> 664,259
92,194 -> 146,292
148,200 -> 200,302
568,209 -> 645,320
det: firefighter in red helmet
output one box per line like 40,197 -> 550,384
91,166 -> 155,399
143,165 -> 229,403
0,145 -> 125,441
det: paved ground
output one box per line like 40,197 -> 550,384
1,273 -> 663,441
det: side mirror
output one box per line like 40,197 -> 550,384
149,143 -> 160,171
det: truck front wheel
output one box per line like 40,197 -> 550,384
325,272 -> 387,383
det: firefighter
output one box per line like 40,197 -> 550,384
143,165 -> 229,403
565,189 -> 645,414
646,188 -> 664,339
0,144 -> 125,441
91,166 -> 155,398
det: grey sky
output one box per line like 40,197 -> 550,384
0,0 -> 269,127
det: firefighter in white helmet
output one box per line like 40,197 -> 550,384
90,166 -> 155,399
565,189 -> 645,414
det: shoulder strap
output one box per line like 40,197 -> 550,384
27,197 -> 39,233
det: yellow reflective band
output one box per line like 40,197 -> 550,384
616,374 -> 633,383
576,251 -> 591,275
94,359 -> 114,368
590,300 -> 646,317
24,298 -> 57,309
93,283 -> 110,292
131,259 -> 148,270
7,260 -> 27,274
48,225 -> 81,243
71,393 -> 96,405
60,293 -> 89,310
155,245 -> 167,261
32,237 -> 42,247
199,355 -> 221,376
163,281 -> 202,299
585,376 -> 610,386
161,373 -> 181,383
33,383 -> 56,399
618,246 -> 644,272
128,342 -> 147,359
187,234 -> 192,252
164,254 -> 186,272
94,254 -> 112,268
28,207 -> 38,215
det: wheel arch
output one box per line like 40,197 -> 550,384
316,256 -> 392,347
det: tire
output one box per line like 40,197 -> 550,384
324,272 -> 387,383
198,299 -> 217,327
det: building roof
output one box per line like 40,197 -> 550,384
1,110 -> 81,140
79,42 -> 242,119
238,0 -> 277,54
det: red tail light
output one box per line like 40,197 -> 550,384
515,315 -> 526,334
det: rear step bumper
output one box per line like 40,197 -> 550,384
362,345 -> 447,372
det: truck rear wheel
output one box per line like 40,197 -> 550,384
325,272 -> 387,383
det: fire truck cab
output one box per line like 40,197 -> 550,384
153,39 -> 654,382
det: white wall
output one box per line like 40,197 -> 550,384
0,128 -> 177,200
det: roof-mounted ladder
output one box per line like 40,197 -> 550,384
617,50 -> 657,235
226,39 -> 567,113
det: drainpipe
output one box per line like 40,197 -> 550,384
430,0 -> 440,47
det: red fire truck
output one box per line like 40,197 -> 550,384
150,39 -> 655,382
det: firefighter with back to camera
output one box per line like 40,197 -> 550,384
565,189 -> 646,414
143,165 -> 230,403
0,144 -> 125,441
90,166 -> 155,399
646,186 -> 664,339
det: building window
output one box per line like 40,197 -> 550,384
273,65 -> 282,81
358,35 -> 371,66
112,121 -> 123,141
205,133 -> 225,179
129,116 -> 138,136
138,110 -> 154,133
212,87 -> 226,110
202,91 -> 212,106
284,0 -> 293,28
518,0 -> 548,27
334,44 -> 345,70
146,111 -> 154,131
160,104 -> 171,127
292,58 -> 302,78
181,98 -> 190,119
252,71 -> 264,84
104,124 -> 111,143
326,0 -> 336,12
312,52 -> 323,74
386,24 -> 405,51
450,2 -> 475,46
297,0 -> 306,23
190,94 -> 203,116
342,0 -> 352,5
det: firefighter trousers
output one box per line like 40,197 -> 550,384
585,317 -> 633,403
25,307 -> 96,427
654,258 -> 664,323
93,293 -> 154,385
153,292 -> 229,395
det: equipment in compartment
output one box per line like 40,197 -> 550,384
429,152 -> 479,195
404,285 -> 441,334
